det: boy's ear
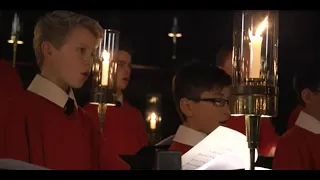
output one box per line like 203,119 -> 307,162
301,88 -> 312,105
180,98 -> 193,118
41,41 -> 54,57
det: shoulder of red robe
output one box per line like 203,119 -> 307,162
173,125 -> 207,147
295,110 -> 320,134
27,74 -> 78,109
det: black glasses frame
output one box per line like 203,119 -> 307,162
187,98 -> 229,107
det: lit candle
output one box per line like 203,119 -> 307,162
101,50 -> 110,86
248,16 -> 268,78
150,112 -> 157,130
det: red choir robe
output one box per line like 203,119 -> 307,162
83,100 -> 148,155
287,105 -> 304,130
168,125 -> 206,155
0,60 -> 29,161
19,74 -> 129,170
227,116 -> 279,156
273,110 -> 320,170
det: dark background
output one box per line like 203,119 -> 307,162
0,10 -> 318,139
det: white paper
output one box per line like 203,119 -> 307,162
196,154 -> 271,170
255,167 -> 271,170
0,159 -> 50,170
196,153 -> 244,170
182,126 -> 258,170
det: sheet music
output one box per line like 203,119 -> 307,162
0,159 -> 50,170
182,126 -> 258,170
196,154 -> 244,170
196,153 -> 271,170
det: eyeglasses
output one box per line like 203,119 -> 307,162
188,98 -> 229,107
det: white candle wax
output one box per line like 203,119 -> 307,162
249,36 -> 262,78
101,50 -> 110,86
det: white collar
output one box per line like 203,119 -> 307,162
173,125 -> 207,147
27,74 -> 78,109
295,110 -> 320,134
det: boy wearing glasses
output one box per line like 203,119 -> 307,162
169,62 -> 232,154
273,62 -> 320,170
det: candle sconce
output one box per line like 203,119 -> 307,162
145,93 -> 162,144
230,11 -> 279,170
90,29 -> 120,131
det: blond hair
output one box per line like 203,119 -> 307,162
33,10 -> 103,68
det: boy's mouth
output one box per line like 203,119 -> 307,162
81,72 -> 90,77
219,120 -> 228,126
122,77 -> 130,82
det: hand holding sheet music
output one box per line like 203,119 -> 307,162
181,126 -> 260,170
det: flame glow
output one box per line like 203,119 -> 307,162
249,16 -> 268,39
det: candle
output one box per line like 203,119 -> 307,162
101,50 -> 110,86
150,112 -> 157,130
248,16 -> 268,78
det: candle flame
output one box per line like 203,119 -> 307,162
149,97 -> 158,103
249,16 -> 268,39
150,112 -> 157,130
151,112 -> 157,120
102,50 -> 110,61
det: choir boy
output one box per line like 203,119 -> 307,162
273,62 -> 320,170
84,47 -> 148,155
169,62 -> 232,154
12,10 -> 129,170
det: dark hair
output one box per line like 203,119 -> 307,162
172,61 -> 232,121
119,37 -> 134,55
293,61 -> 320,106
216,44 -> 232,67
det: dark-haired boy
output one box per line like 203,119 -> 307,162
169,62 -> 232,154
273,62 -> 320,170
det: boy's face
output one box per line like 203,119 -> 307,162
116,50 -> 132,91
302,88 -> 320,118
182,86 -> 231,134
50,26 -> 99,89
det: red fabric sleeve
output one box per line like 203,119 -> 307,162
227,116 -> 279,156
258,117 -> 279,156
169,142 -> 192,155
1,99 -> 29,162
98,134 -> 131,170
273,131 -> 308,170
134,110 -> 149,148
82,108 -> 130,170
